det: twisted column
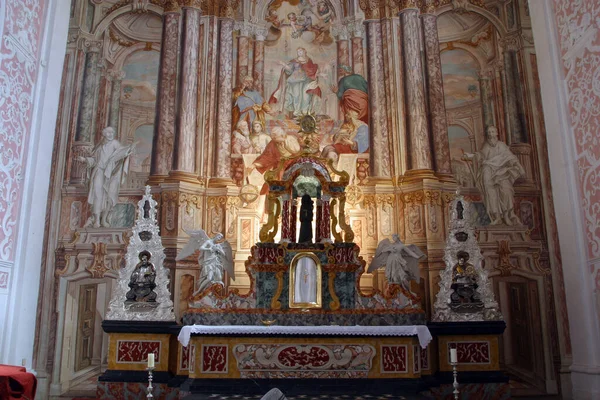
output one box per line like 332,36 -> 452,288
422,13 -> 451,175
401,9 -> 432,171
151,8 -> 181,177
173,6 -> 200,173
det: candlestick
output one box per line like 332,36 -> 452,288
451,359 -> 459,400
147,353 -> 155,368
146,366 -> 154,399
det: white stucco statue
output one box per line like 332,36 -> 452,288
369,234 -> 426,294
176,229 -> 234,296
462,126 -> 525,225
77,126 -> 135,228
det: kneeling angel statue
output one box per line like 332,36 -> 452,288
368,234 -> 426,295
176,229 -> 235,296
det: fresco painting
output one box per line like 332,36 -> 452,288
233,1 -> 369,194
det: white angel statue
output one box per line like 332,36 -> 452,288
368,234 -> 426,294
176,230 -> 234,296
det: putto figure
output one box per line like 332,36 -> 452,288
368,234 -> 426,294
462,125 -> 524,225
76,126 -> 135,228
176,229 -> 235,296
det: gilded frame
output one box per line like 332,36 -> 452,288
288,252 -> 322,309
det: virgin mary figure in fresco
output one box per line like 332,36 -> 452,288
269,47 -> 322,118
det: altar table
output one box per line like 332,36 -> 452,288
178,324 -> 432,348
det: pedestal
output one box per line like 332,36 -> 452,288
97,320 -> 180,399
426,321 -> 510,400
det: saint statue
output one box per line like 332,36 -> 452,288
76,126 -> 135,228
462,126 -> 524,225
176,230 -> 235,296
298,194 -> 314,243
450,251 -> 483,312
125,251 -> 157,303
369,234 -> 426,295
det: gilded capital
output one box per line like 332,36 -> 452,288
162,0 -> 181,12
359,0 -> 381,20
219,0 -> 240,19
180,0 -> 202,9
420,0 -> 439,14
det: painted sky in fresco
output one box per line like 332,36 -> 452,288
131,124 -> 154,172
122,50 -> 160,103
441,49 -> 481,108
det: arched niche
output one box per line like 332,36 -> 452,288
92,4 -> 164,40
435,4 -> 508,37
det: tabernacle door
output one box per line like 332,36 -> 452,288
289,252 -> 322,309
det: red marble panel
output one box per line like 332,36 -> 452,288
420,347 -> 429,371
413,345 -> 420,373
450,342 -> 490,364
201,345 -> 228,373
116,340 -> 160,363
328,246 -> 355,264
180,345 -> 190,370
277,346 -> 330,368
380,345 -> 407,373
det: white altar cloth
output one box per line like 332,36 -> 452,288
178,325 -> 432,348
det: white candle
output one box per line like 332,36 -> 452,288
147,353 -> 155,368
450,348 -> 457,364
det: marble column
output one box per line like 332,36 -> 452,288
365,20 -> 391,178
253,30 -> 266,96
502,46 -> 528,144
70,40 -> 102,184
422,13 -> 451,175
151,9 -> 181,177
290,199 -> 298,243
336,34 -> 350,69
401,9 -> 432,172
108,70 -> 125,130
75,41 -> 101,143
315,199 -> 323,242
321,198 -> 331,242
214,18 -> 235,179
478,72 -> 495,130
282,198 -> 292,241
236,24 -> 251,85
173,7 -> 200,173
351,28 -> 365,77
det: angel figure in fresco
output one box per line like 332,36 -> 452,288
368,234 -> 426,295
176,230 -> 234,296
269,47 -> 322,118
232,75 -> 271,130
